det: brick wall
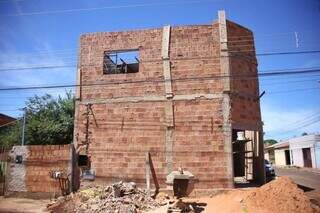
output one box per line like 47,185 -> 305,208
7,145 -> 71,196
74,16 -> 262,189
227,21 -> 262,128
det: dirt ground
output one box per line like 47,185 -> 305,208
0,196 -> 49,213
149,176 -> 319,213
1,177 -> 319,213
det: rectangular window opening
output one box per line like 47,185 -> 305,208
78,155 -> 89,167
103,50 -> 140,74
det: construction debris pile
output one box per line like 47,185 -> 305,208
47,181 -> 161,213
47,177 -> 319,213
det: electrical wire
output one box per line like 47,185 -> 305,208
1,49 -> 320,72
281,118 -> 320,133
1,0 -> 222,17
0,68 -> 319,91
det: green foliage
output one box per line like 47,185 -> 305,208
0,123 -> 21,148
264,139 -> 278,145
0,91 -> 75,148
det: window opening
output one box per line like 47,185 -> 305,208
103,50 -> 139,74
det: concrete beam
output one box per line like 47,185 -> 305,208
232,122 -> 263,132
79,93 -> 224,105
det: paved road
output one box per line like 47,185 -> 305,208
275,167 -> 320,190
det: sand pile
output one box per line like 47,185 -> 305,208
47,181 -> 160,213
244,176 -> 316,213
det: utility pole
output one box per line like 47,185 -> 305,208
21,108 -> 26,146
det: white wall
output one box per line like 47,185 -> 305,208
315,142 -> 320,169
291,148 -> 304,167
265,152 -> 269,161
274,149 -> 288,166
289,134 -> 320,169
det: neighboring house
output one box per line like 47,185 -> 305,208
264,134 -> 320,169
0,113 -> 16,127
289,134 -> 320,169
265,141 -> 291,166
73,11 -> 265,191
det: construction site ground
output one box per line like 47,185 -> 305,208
0,170 -> 319,213
0,196 -> 49,213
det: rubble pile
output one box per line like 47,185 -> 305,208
48,181 -> 161,213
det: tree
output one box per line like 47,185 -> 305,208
301,132 -> 308,136
0,92 -> 75,148
264,139 -> 278,145
0,123 -> 21,148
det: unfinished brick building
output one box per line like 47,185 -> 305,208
73,11 -> 265,191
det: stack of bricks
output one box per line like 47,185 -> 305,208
74,12 -> 262,190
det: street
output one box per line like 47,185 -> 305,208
276,167 -> 320,206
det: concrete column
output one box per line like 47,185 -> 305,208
162,25 -> 174,175
218,10 -> 234,188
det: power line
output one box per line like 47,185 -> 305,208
0,38 -> 318,58
0,64 -> 76,71
0,86 -> 317,112
0,71 -> 317,96
230,49 -> 320,56
281,118 -> 320,133
276,112 -> 320,131
227,29 -> 320,39
0,74 -> 318,99
1,49 -> 320,72
0,68 -> 319,91
267,87 -> 319,94
1,0 -> 221,17
261,78 -> 320,86
0,49 -> 77,56
1,68 -> 320,91
290,114 -> 320,127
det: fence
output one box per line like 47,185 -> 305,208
0,147 -> 9,196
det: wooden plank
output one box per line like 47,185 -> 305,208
145,152 -> 151,196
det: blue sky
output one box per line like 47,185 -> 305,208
0,0 -> 319,140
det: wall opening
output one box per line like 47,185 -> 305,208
233,129 -> 264,187
103,50 -> 139,74
78,155 -> 89,167
284,149 -> 291,165
302,148 -> 312,168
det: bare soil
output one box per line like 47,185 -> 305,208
150,177 -> 320,213
1,177 -> 318,213
0,196 -> 49,213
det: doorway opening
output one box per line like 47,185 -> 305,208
284,149 -> 291,165
302,148 -> 312,168
232,129 -> 263,187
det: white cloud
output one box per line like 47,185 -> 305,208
0,41 -> 76,87
0,38 -> 77,102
